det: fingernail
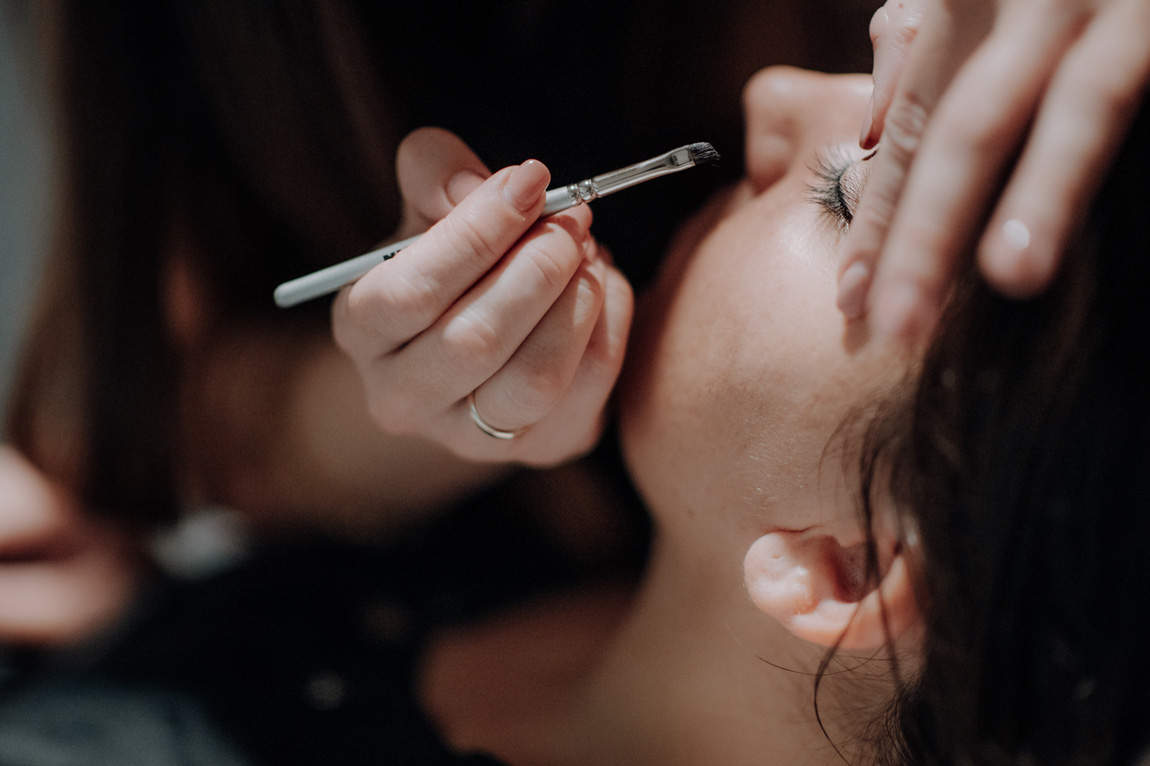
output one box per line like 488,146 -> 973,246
504,160 -> 550,213
1001,218 -> 1030,251
859,95 -> 876,149
985,218 -> 1052,296
446,170 -> 485,206
872,281 -> 923,342
836,261 -> 871,319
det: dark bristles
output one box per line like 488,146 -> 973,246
687,142 -> 721,166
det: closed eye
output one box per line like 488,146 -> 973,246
807,147 -> 856,227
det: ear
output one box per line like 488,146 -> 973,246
743,528 -> 918,650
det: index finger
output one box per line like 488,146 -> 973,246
340,160 -> 552,349
837,2 -> 988,319
861,0 -> 928,150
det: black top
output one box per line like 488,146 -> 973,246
0,469 -> 648,766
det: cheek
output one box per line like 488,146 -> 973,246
620,203 -> 844,519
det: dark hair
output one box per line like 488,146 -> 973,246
870,98 -> 1150,763
5,1 -> 405,525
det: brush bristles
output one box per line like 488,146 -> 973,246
687,142 -> 720,166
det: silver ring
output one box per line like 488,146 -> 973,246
467,391 -> 520,440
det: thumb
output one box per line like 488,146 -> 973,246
395,127 -> 491,238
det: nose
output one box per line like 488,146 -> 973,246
743,67 -> 814,192
742,67 -> 872,192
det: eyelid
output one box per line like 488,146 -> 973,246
807,146 -> 855,226
807,144 -> 875,226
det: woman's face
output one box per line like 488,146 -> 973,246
620,68 -> 900,557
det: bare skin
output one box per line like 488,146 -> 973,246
415,69 -> 914,766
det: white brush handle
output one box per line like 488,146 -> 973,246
272,196 -> 577,309
273,234 -> 421,308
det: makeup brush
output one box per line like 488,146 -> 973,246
273,142 -> 720,308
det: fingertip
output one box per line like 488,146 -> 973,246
544,207 -> 593,257
504,160 -> 551,213
579,253 -> 610,312
870,279 -> 934,344
836,261 -> 872,319
564,201 -> 594,230
979,218 -> 1057,298
582,232 -> 599,264
558,203 -> 594,241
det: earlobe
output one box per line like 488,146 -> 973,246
743,530 -> 918,650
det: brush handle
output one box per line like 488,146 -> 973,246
273,234 -> 421,308
274,193 -> 577,308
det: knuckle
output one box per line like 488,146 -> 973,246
579,340 -> 621,386
525,242 -> 574,293
440,311 -> 506,377
518,364 -> 571,413
440,208 -> 506,266
853,178 -> 901,241
381,269 -> 443,321
348,269 -> 442,339
880,96 -> 930,162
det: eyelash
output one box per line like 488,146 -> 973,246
807,148 -> 855,227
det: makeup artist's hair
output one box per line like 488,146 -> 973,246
4,1 -> 403,524
863,97 -> 1150,764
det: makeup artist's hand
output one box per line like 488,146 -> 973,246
837,0 -> 1150,341
0,446 -> 141,645
332,128 -> 633,466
